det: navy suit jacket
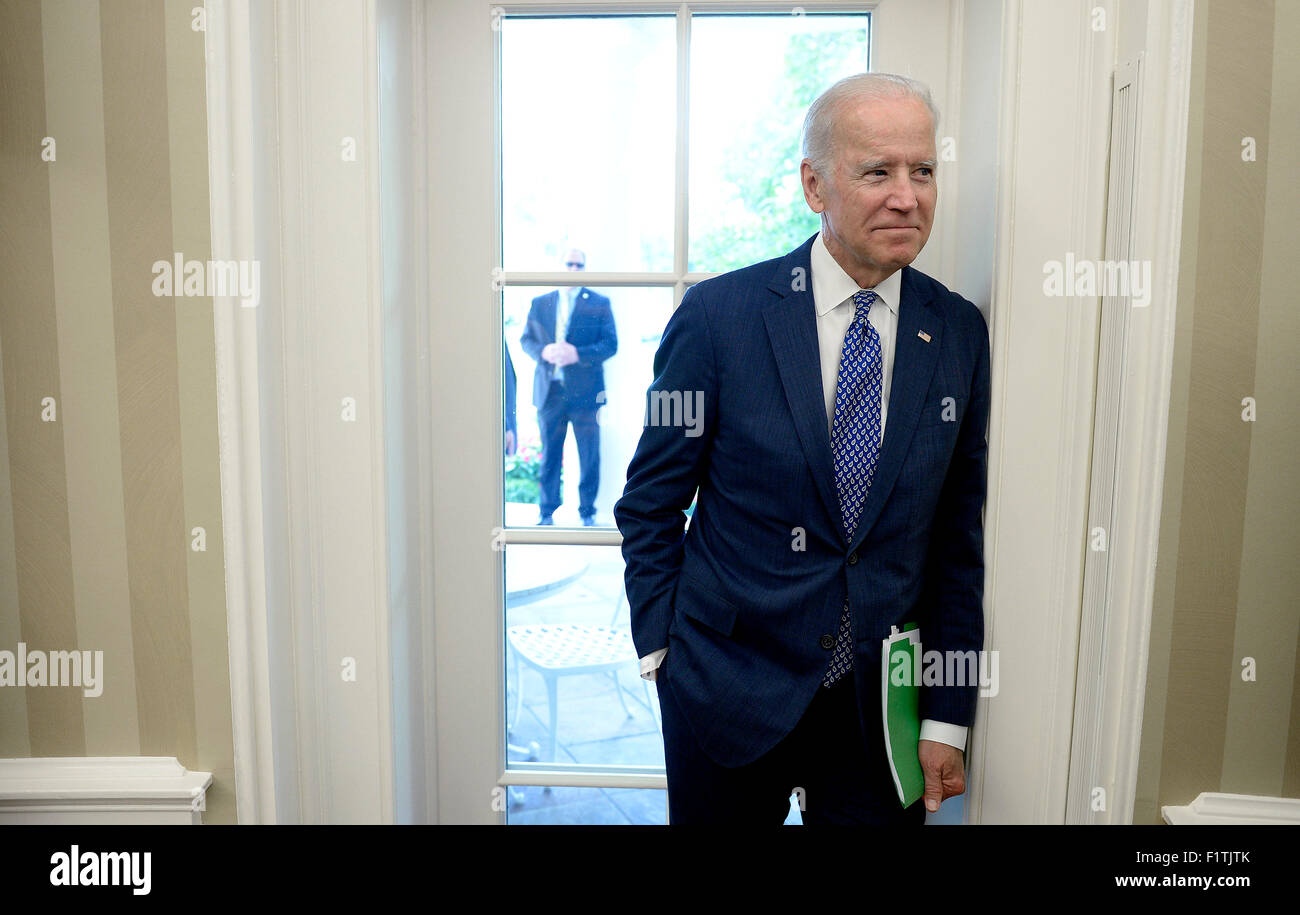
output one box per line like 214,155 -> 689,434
520,287 -> 617,412
614,232 -> 990,768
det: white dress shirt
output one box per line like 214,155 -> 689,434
635,232 -> 966,753
553,286 -> 577,382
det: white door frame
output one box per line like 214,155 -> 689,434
208,0 -> 1194,823
970,0 -> 1193,824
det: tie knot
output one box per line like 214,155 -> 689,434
852,289 -> 877,322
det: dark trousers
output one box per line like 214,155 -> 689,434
656,652 -> 927,825
537,381 -> 600,519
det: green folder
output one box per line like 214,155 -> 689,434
881,623 -> 924,808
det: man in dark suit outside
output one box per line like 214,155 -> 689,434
615,73 -> 990,824
521,249 -> 618,526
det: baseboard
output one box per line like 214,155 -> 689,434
1162,792 -> 1300,825
0,757 -> 213,825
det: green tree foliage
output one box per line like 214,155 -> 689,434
691,30 -> 866,273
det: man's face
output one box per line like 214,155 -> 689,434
801,94 -> 937,288
563,249 -> 586,271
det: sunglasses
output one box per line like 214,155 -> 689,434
564,261 -> 585,268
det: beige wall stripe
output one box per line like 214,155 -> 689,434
0,0 -> 86,757
0,335 -> 31,756
1222,0 -> 1299,799
41,0 -> 141,757
99,0 -> 197,762
1158,0 -> 1273,807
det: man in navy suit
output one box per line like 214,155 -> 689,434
615,73 -> 990,824
521,249 -> 618,526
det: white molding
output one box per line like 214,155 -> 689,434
269,0 -> 319,824
362,0 -> 397,831
268,0 -> 395,824
970,0 -> 1122,824
379,0 -> 437,824
936,0 -> 963,287
1087,0 -> 1194,824
1163,793 -> 1300,825
1068,52 -> 1144,823
208,0 -> 402,824
430,0 -> 506,825
406,0 -> 441,829
205,0 -> 280,826
1041,0 -> 1119,826
965,0 -> 1011,824
972,0 -> 1193,825
0,758 -> 213,825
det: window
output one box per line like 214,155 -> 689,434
497,5 -> 870,825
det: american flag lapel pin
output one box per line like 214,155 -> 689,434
917,330 -> 932,343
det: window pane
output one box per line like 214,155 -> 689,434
501,16 -> 676,273
505,545 -> 665,771
506,786 -> 668,825
503,286 -> 673,528
688,14 -> 870,273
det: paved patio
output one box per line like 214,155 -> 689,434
500,509 -> 812,825
505,544 -> 668,824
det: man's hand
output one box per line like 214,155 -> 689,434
554,342 -> 579,366
918,739 -> 965,813
540,342 -> 579,366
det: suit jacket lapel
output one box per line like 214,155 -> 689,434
763,236 -> 841,531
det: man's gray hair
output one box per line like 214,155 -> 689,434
800,72 -> 940,177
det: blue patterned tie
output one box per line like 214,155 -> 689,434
823,290 -> 883,688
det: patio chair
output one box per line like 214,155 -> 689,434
507,591 -> 661,764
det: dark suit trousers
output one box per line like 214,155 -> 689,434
537,380 -> 600,519
656,651 -> 926,825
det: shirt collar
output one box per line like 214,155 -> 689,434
810,231 -> 902,318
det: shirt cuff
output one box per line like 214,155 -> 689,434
919,719 -> 967,752
639,648 -> 668,682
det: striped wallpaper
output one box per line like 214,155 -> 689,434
2,0 -> 1296,829
1135,0 -> 1300,823
0,0 -> 235,823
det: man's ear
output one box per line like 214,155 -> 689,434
801,161 -> 826,215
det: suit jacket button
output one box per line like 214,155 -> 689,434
819,634 -> 835,650
847,552 -> 858,565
